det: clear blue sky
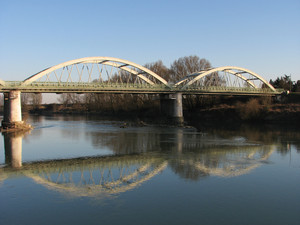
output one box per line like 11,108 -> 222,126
1,0 -> 300,82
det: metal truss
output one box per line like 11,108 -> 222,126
175,66 -> 276,92
21,57 -> 169,87
0,58 -> 280,95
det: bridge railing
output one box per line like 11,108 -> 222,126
2,81 -> 170,90
180,86 -> 282,93
1,81 -> 284,94
3,81 -> 23,86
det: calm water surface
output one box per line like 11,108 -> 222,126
0,115 -> 299,225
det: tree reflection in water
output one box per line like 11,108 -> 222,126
1,125 -> 286,198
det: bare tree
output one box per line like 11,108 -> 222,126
169,56 -> 212,109
30,93 -> 42,109
21,93 -> 30,105
144,60 -> 171,81
204,72 -> 226,86
0,94 -> 3,106
21,93 -> 31,112
170,55 -> 211,82
58,93 -> 83,106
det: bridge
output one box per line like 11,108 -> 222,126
0,56 -> 282,129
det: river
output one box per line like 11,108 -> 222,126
0,115 -> 299,225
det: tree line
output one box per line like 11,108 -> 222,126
269,75 -> 300,92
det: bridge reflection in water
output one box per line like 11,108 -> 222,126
3,131 -> 27,168
1,129 -> 275,197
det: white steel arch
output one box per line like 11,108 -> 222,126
176,66 -> 276,92
21,57 -> 169,86
175,70 -> 257,88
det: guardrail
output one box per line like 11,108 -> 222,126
3,81 -> 167,88
183,86 -> 283,93
0,81 -> 283,95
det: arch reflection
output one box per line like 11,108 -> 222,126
0,127 -> 277,197
25,156 -> 167,197
169,146 -> 274,180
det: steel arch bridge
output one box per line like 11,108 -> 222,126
1,57 -> 170,94
0,56 -> 281,95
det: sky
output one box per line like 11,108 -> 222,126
0,0 -> 299,87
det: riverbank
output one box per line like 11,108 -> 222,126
1,98 -> 299,128
185,102 -> 300,127
21,102 -> 300,127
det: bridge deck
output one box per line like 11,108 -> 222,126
0,81 -> 283,95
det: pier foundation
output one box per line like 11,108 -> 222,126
1,91 -> 29,130
160,93 -> 184,125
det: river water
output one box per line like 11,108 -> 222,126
0,115 -> 299,225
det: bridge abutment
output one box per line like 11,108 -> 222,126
1,91 -> 31,130
160,93 -> 184,125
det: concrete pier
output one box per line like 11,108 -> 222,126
160,93 -> 184,125
1,91 -> 29,130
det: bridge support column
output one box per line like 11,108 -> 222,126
160,93 -> 184,125
1,91 -> 31,130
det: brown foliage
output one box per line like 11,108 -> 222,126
144,60 -> 171,81
235,98 -> 262,120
